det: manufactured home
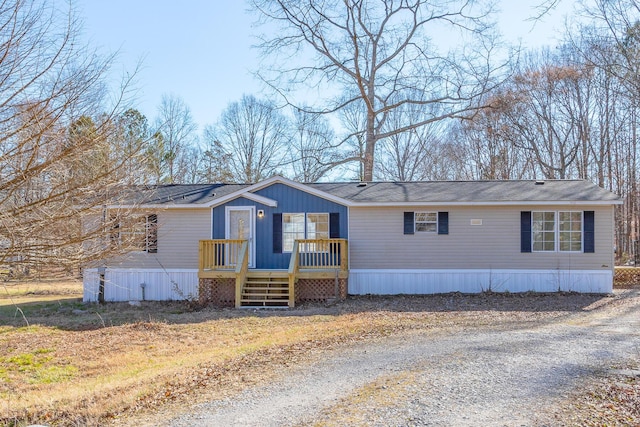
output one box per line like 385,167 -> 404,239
83,176 -> 621,307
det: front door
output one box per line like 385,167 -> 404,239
225,207 -> 255,267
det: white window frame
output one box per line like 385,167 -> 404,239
532,211 -> 583,253
415,211 -> 438,233
282,212 -> 330,252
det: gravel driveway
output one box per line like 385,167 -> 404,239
165,290 -> 640,426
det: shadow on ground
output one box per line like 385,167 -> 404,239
3,287 -> 637,331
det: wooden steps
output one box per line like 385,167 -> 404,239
240,273 -> 290,308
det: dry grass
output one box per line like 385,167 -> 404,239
0,281 -> 638,426
0,279 -> 82,307
541,365 -> 640,426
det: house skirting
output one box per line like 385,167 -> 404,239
199,277 -> 235,306
83,268 -> 199,302
296,277 -> 348,303
83,268 -> 613,303
348,269 -> 613,295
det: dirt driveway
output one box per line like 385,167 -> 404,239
159,290 -> 640,426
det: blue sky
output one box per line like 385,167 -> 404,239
76,0 -> 576,134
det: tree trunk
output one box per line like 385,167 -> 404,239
363,109 -> 377,181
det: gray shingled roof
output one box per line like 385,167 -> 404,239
111,183 -> 250,205
109,179 -> 620,206
310,180 -> 621,204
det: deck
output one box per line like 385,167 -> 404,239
198,239 -> 348,307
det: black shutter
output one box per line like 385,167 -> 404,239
404,212 -> 414,235
438,212 -> 449,235
584,211 -> 595,253
147,214 -> 158,253
273,213 -> 283,253
110,216 -> 119,248
521,211 -> 532,253
329,213 -> 340,238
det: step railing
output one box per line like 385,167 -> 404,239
199,239 -> 245,271
234,241 -> 249,308
287,241 -> 300,308
201,238 -> 348,308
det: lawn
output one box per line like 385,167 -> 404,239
0,280 -> 638,426
1,279 -> 447,426
0,280 -> 82,307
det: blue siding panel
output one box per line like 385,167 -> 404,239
212,184 -> 348,269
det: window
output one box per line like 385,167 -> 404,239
112,214 -> 157,253
283,213 -> 305,252
404,211 -> 448,235
532,211 -> 556,251
415,212 -> 437,232
282,213 -> 329,252
559,211 -> 582,252
306,213 -> 329,240
532,211 -> 582,252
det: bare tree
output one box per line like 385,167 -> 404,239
489,50 -> 588,179
339,99 -> 368,180
375,96 -> 446,181
454,90 -> 536,181
289,108 -> 340,182
251,0 -> 507,181
574,1 -> 640,262
113,109 -> 152,185
152,94 -> 197,183
216,94 -> 288,183
0,0 -> 140,274
199,125 -> 234,183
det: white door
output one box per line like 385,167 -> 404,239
225,207 -> 255,267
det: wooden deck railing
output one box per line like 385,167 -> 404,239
200,238 -> 348,308
295,239 -> 348,271
234,241 -> 249,308
199,239 -> 246,270
287,241 -> 300,308
287,238 -> 348,307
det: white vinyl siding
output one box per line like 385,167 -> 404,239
348,205 -> 614,271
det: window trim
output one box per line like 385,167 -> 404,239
531,210 -> 583,253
